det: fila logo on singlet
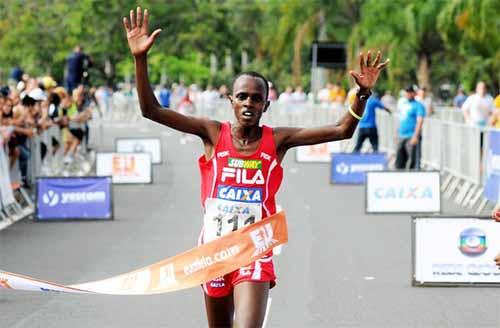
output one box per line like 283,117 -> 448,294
221,158 -> 265,185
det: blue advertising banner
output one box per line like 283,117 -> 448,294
331,153 -> 387,184
484,131 -> 500,203
36,177 -> 113,220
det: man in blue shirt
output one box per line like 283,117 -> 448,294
65,45 -> 92,93
353,92 -> 391,152
395,85 -> 426,169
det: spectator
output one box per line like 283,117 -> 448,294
63,87 -> 90,164
416,87 -> 434,116
489,93 -> 500,129
10,66 -> 24,83
461,81 -> 494,128
65,45 -> 92,93
177,94 -> 196,144
329,84 -> 346,103
292,86 -> 307,102
317,83 -> 332,105
278,86 -> 294,104
395,85 -> 426,170
11,96 -> 37,186
201,84 -> 219,116
381,90 -> 397,111
353,92 -> 391,153
219,84 -> 229,100
453,88 -> 467,109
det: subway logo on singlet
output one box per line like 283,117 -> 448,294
222,158 -> 265,185
227,158 -> 262,169
217,185 -> 262,203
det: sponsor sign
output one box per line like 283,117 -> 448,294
484,130 -> 500,203
366,171 -> 440,213
331,153 -> 386,184
0,212 -> 288,295
36,177 -> 112,220
116,137 -> 163,164
413,217 -> 500,286
296,142 -> 341,163
96,153 -> 152,184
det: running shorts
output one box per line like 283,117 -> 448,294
202,257 -> 276,298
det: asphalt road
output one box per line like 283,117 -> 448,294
1,119 -> 500,328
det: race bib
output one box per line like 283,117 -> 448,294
203,198 -> 262,242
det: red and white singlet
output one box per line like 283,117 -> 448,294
198,122 -> 283,296
198,122 -> 283,244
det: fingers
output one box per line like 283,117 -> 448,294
377,59 -> 390,70
137,6 -> 143,28
366,50 -> 372,67
349,70 -> 361,85
143,8 -> 149,30
359,52 -> 365,71
149,28 -> 162,43
129,9 -> 136,29
373,51 -> 381,66
122,17 -> 130,32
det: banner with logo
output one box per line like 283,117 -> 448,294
366,171 -> 440,213
413,217 -> 500,286
484,130 -> 500,204
295,142 -> 341,163
0,212 -> 287,294
116,137 -> 162,164
36,177 -> 113,220
96,153 -> 152,184
330,153 -> 386,184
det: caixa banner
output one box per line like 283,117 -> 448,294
413,217 -> 500,286
330,152 -> 386,184
36,177 -> 113,221
365,171 -> 441,214
484,130 -> 500,204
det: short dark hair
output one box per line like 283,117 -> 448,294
233,71 -> 269,99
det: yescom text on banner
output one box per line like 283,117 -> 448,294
0,212 -> 287,295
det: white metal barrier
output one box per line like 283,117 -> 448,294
0,135 -> 33,230
103,95 -> 497,214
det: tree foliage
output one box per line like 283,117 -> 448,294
0,0 -> 497,94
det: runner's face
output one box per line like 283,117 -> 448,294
230,76 -> 269,127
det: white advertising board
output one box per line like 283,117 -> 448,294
413,217 -> 500,285
295,142 -> 341,163
116,138 -> 162,164
96,153 -> 152,184
366,171 -> 440,213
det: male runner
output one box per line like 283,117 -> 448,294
123,7 -> 388,327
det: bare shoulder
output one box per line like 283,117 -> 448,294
201,118 -> 223,145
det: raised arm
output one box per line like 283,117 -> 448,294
274,51 -> 389,157
123,7 -> 219,143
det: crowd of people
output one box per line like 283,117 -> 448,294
0,71 -> 96,188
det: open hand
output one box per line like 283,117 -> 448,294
123,7 -> 162,58
350,51 -> 389,90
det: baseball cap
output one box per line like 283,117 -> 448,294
28,88 -> 47,101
